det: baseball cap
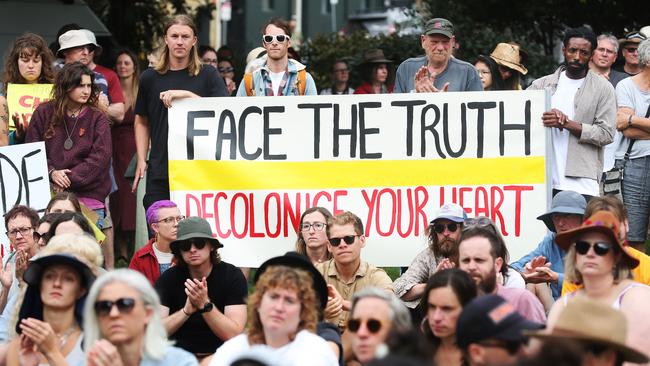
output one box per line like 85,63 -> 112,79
456,295 -> 543,349
423,18 -> 454,38
430,203 -> 467,224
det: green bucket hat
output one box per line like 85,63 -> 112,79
170,217 -> 223,253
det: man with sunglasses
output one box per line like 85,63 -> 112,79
155,216 -> 247,358
616,31 -> 647,76
456,295 -> 543,366
0,205 -> 40,343
510,190 -> 586,304
315,211 -> 393,332
459,226 -> 546,323
394,203 -> 465,312
236,18 -> 317,96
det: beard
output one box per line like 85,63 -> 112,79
434,237 -> 458,260
477,266 -> 498,295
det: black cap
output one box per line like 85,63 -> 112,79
255,251 -> 328,311
456,295 -> 544,349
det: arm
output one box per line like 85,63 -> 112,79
0,97 -> 8,146
621,287 -> 650,364
393,249 -> 434,300
618,106 -> 650,137
0,260 -> 13,313
106,102 -> 125,123
577,84 -> 616,146
160,302 -> 195,336
66,113 -> 112,189
132,114 -> 149,192
159,90 -> 200,108
202,304 -> 247,341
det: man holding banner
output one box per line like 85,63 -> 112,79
528,27 -> 616,199
133,15 -> 228,210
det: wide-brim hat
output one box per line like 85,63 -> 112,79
254,251 -> 328,311
24,253 -> 95,288
536,191 -> 586,232
57,29 -> 102,57
361,49 -> 392,65
246,47 -> 267,65
490,42 -> 528,75
618,31 -> 646,47
526,297 -> 649,364
170,217 -> 223,254
554,211 -> 639,268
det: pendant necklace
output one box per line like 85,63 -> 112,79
63,106 -> 83,151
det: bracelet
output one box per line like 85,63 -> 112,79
182,308 -> 192,317
628,114 -> 633,127
48,169 -> 55,181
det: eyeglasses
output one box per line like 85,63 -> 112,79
218,66 -> 234,73
477,70 -> 491,76
202,58 -> 217,64
432,223 -> 459,234
301,222 -> 326,232
155,215 -> 185,225
347,318 -> 383,334
263,34 -> 289,43
574,240 -> 612,256
479,340 -> 522,355
625,47 -> 638,53
94,297 -> 136,316
329,235 -> 358,246
6,227 -> 34,238
178,239 -> 208,252
33,231 -> 51,243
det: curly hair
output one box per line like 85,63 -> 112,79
44,62 -> 99,139
1,33 -> 55,94
246,265 -> 318,345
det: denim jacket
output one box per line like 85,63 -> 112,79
236,58 -> 317,96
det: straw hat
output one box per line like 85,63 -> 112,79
618,31 -> 646,47
554,211 -> 639,269
490,42 -> 528,75
526,297 -> 649,364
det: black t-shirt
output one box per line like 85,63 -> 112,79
155,261 -> 247,353
135,66 -> 227,180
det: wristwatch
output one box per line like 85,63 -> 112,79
199,302 -> 214,313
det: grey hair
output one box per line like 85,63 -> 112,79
597,34 -> 619,54
350,287 -> 411,333
639,39 -> 650,68
83,269 -> 171,360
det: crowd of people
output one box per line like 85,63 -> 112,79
0,11 -> 650,366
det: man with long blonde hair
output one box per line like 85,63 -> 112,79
133,14 -> 228,210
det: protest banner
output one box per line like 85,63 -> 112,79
168,91 -> 548,267
6,83 -> 53,129
0,142 -> 50,256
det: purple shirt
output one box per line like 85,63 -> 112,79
496,285 -> 546,324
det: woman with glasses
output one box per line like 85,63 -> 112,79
34,214 -> 60,248
548,210 -> 650,360
295,207 -> 333,264
474,55 -> 505,91
420,269 -> 476,366
84,269 -> 198,366
217,59 -> 237,95
320,60 -> 354,95
129,200 -> 182,285
6,249 -> 95,366
206,264 -> 337,366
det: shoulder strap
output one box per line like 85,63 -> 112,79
297,69 -> 307,95
244,73 -> 254,96
625,104 -> 650,161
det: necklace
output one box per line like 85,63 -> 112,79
57,324 -> 78,348
63,106 -> 83,151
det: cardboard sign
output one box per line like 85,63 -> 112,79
6,83 -> 53,129
168,91 -> 548,267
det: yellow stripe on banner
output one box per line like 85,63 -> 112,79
168,156 -> 545,191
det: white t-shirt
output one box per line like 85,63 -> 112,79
550,71 -> 599,195
209,330 -> 337,366
153,243 -> 173,274
269,71 -> 286,96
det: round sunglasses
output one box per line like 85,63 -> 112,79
347,318 -> 383,334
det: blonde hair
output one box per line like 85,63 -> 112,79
246,265 -> 318,345
155,15 -> 202,76
42,233 -> 103,269
564,241 -> 632,285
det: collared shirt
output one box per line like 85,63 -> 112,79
315,259 -> 393,330
510,232 -> 566,299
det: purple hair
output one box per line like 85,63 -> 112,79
145,200 -> 178,227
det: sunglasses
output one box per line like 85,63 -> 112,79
625,47 -> 639,53
432,223 -> 459,234
94,297 -> 136,316
574,241 -> 612,256
33,231 -> 51,243
347,318 -> 383,334
218,66 -> 235,73
178,239 -> 208,252
263,34 -> 289,43
329,235 -> 358,246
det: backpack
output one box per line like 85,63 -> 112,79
244,69 -> 307,96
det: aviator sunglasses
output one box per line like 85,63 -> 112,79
94,297 -> 136,316
263,34 -> 289,43
348,318 -> 383,334
574,240 -> 612,256
329,235 -> 358,246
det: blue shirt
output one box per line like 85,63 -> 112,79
510,232 -> 566,299
140,345 -> 198,366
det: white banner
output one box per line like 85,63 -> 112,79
0,142 -> 50,256
168,91 -> 549,267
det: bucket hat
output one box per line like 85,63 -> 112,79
57,29 -> 102,57
490,43 -> 528,75
536,191 -> 586,232
170,217 -> 223,254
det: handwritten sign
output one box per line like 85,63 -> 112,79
6,83 -> 53,129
